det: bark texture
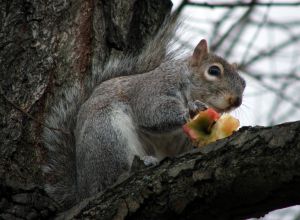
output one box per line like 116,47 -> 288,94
61,121 -> 300,220
1,0 -> 300,219
0,0 -> 172,218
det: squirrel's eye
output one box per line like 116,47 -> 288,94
208,65 -> 221,77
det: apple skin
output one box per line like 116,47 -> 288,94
183,108 -> 240,147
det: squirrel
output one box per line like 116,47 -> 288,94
42,17 -> 246,209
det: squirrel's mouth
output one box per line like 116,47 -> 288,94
206,95 -> 243,113
207,103 -> 233,114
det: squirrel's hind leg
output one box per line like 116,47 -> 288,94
75,104 -> 145,200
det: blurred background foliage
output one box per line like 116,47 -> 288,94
172,0 -> 300,219
172,0 -> 300,127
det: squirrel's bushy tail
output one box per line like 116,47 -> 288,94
43,15 -> 180,208
42,84 -> 83,207
91,15 -> 181,87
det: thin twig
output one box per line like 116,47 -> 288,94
223,18 -> 251,57
211,0 -> 257,51
276,101 -> 300,123
240,35 -> 300,68
241,4 -> 271,63
210,7 -> 235,45
243,71 -> 300,110
173,0 -> 188,16
268,43 -> 300,124
187,1 -> 300,8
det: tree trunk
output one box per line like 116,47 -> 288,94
0,0 -> 172,218
1,0 -> 300,220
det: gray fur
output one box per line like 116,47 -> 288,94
42,84 -> 82,207
42,16 -> 180,208
43,16 -> 246,209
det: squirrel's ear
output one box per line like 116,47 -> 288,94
191,39 -> 209,66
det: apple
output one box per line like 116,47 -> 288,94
183,108 -> 239,147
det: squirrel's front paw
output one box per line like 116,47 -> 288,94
131,156 -> 159,173
142,156 -> 160,166
188,100 -> 207,118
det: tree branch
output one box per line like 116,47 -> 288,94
240,35 -> 300,68
58,121 -> 300,220
187,1 -> 300,8
211,0 -> 257,52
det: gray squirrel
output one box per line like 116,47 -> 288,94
42,17 -> 246,209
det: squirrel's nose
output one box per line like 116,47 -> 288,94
229,96 -> 242,107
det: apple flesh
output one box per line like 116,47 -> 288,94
183,108 -> 240,147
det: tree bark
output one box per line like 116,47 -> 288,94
60,121 -> 300,220
1,0 -> 300,220
0,0 -> 172,219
